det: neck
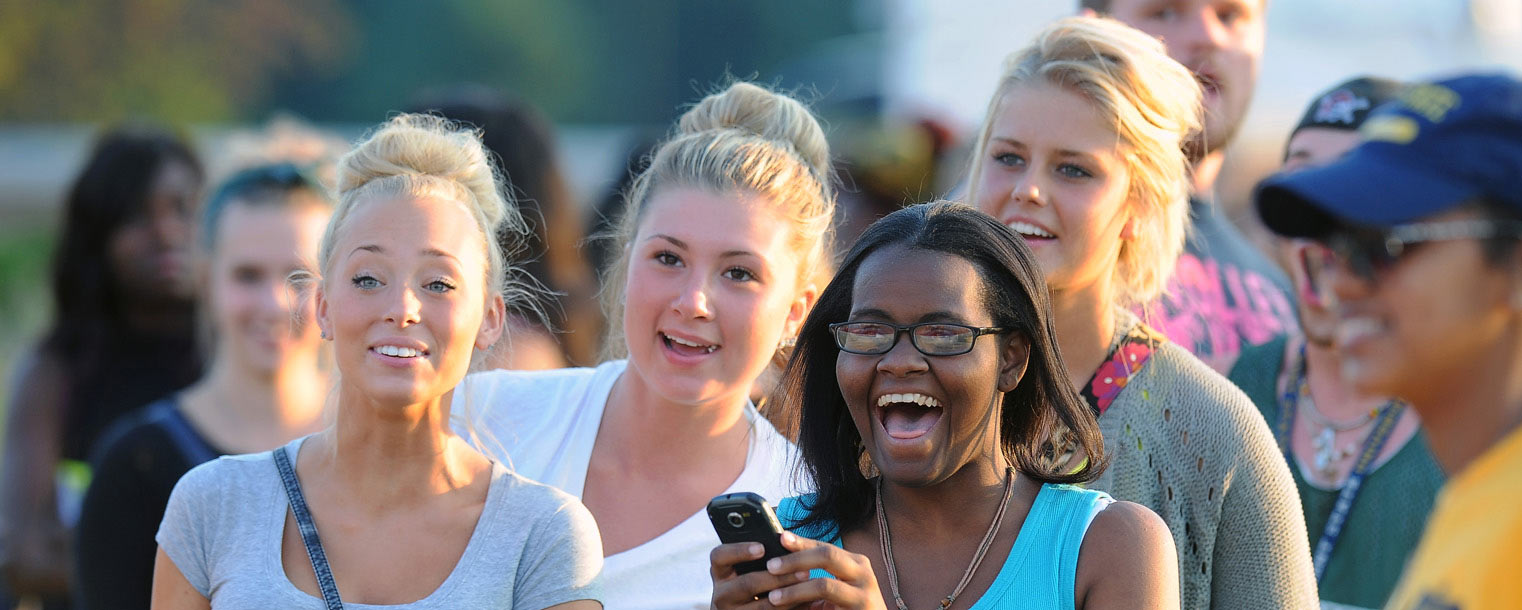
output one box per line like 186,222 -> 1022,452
122,299 -> 194,336
1190,150 -> 1226,198
1303,341 -> 1386,421
601,365 -> 751,469
1050,282 -> 1117,390
1408,332 -> 1522,476
316,386 -> 475,504
879,455 -> 1011,540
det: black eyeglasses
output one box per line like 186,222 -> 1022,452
829,321 -> 1007,356
1301,219 -> 1522,298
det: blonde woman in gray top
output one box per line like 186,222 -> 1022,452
967,17 -> 1316,609
151,115 -> 603,609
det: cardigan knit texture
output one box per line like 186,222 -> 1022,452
1088,311 -> 1318,610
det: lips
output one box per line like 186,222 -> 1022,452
875,392 -> 943,440
659,331 -> 719,363
369,340 -> 430,363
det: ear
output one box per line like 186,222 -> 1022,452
315,284 -> 332,340
476,294 -> 506,351
1079,7 -> 1099,17
783,282 -> 819,339
1119,213 -> 1140,242
997,333 -> 1031,393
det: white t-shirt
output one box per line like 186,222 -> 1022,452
451,360 -> 803,610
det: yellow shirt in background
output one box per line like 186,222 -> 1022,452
1386,425 -> 1522,609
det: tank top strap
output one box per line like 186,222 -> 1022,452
972,483 -> 1113,610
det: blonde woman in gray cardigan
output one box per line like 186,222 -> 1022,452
967,18 -> 1317,609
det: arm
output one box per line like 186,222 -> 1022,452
543,602 -> 601,610
0,348 -> 71,596
1209,410 -> 1318,610
1075,501 -> 1179,610
150,547 -> 210,610
514,498 -> 605,610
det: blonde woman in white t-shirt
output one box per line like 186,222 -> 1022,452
453,81 -> 833,608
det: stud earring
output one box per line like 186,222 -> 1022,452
320,330 -> 329,340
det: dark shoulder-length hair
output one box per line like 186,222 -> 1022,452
773,201 -> 1107,534
42,124 -> 202,359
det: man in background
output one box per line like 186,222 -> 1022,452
1085,0 -> 1298,413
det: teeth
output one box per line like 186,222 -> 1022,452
1006,221 -> 1055,238
376,345 -> 422,358
1336,317 -> 1385,345
876,393 -> 941,408
666,334 -> 717,352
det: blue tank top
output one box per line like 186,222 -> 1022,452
777,483 -> 1112,610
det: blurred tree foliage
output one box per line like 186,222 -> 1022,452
0,0 -> 353,122
0,0 -> 861,124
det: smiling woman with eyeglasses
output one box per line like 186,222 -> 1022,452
709,202 -> 1179,610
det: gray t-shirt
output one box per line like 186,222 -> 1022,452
156,436 -> 603,609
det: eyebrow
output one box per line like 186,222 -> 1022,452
347,244 -> 460,262
991,137 -> 1100,162
646,234 -> 758,260
847,308 -> 967,324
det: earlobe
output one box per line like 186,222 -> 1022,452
998,334 -> 1031,392
315,286 -> 331,341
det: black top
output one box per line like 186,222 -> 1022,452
60,329 -> 201,461
73,396 -> 222,610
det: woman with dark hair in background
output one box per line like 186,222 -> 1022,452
2,126 -> 204,604
712,202 -> 1177,609
73,164 -> 333,610
410,86 -> 602,370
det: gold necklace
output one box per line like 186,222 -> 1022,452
874,468 -> 1014,610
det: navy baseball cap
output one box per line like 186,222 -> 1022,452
1257,73 -> 1522,238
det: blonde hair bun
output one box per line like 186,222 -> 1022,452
677,82 -> 831,181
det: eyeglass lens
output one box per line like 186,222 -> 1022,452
833,323 -> 977,355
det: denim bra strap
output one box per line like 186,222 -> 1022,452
274,446 -> 344,610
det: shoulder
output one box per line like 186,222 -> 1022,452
493,467 -> 599,534
1133,342 -> 1264,429
88,397 -> 179,464
3,344 -> 69,416
1076,501 -> 1177,606
456,361 -> 623,417
171,449 -> 276,499
1083,501 -> 1172,551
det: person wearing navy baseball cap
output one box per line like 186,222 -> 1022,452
1257,72 -> 1522,610
1259,75 -> 1448,610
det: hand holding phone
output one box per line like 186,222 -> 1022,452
706,492 -> 789,574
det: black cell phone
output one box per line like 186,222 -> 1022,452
707,492 -> 789,574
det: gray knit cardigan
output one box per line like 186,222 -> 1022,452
1089,311 -> 1318,610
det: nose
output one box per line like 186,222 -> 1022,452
672,273 -> 714,320
1011,172 -> 1044,207
151,208 -> 191,249
260,277 -> 294,316
875,331 -> 929,378
385,285 -> 423,327
1177,6 -> 1230,55
1323,253 -> 1373,307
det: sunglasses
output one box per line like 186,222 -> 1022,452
1298,219 -> 1522,301
829,321 -> 1007,356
